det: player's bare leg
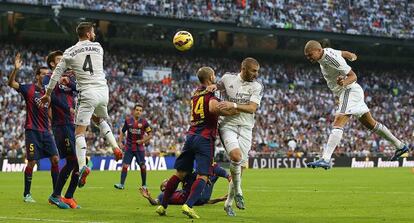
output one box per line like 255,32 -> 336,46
91,115 -> 123,161
359,112 -> 408,160
75,125 -> 90,188
307,114 -> 350,169
225,148 -> 244,212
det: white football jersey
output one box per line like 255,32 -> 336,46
318,48 -> 353,96
49,40 -> 107,92
217,73 -> 263,129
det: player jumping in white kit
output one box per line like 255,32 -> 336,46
304,40 -> 409,169
39,22 -> 123,187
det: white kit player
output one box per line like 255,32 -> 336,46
39,22 -> 123,188
213,57 -> 263,216
304,40 -> 409,169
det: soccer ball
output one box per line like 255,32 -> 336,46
173,31 -> 193,51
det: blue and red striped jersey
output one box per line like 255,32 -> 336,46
43,73 -> 76,126
121,116 -> 152,152
187,86 -> 219,139
17,83 -> 49,132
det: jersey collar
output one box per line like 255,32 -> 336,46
317,49 -> 327,64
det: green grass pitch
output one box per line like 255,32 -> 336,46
0,168 -> 413,223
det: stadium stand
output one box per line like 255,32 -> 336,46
0,43 -> 413,160
5,0 -> 414,39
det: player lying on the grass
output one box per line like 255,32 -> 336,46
304,40 -> 410,170
141,163 -> 230,206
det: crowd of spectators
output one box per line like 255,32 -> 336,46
0,43 -> 413,161
4,0 -> 414,39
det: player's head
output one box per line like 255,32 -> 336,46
76,22 -> 95,41
197,66 -> 215,86
304,40 -> 323,63
46,50 -> 63,71
160,179 -> 168,192
35,66 -> 48,84
241,57 -> 260,82
133,104 -> 143,118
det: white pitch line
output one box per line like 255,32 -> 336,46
244,188 -> 414,195
0,216 -> 106,223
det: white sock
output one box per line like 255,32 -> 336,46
230,160 -> 242,195
75,135 -> 87,168
99,120 -> 119,150
225,181 -> 235,207
373,122 -> 405,149
322,128 -> 343,161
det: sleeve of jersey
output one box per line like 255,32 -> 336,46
121,120 -> 128,133
17,84 -> 29,97
250,82 -> 264,106
216,74 -> 228,91
47,53 -> 69,92
329,49 -> 352,75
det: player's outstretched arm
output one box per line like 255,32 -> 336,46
139,187 -> 159,206
207,194 -> 228,204
7,53 -> 22,90
209,99 -> 239,116
218,101 -> 258,114
341,51 -> 357,61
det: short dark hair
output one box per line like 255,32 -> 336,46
134,104 -> 143,109
35,66 -> 48,76
46,50 -> 63,70
76,22 -> 94,38
197,67 -> 214,84
241,57 -> 259,68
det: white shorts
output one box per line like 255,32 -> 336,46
219,125 -> 252,166
75,87 -> 109,126
336,83 -> 369,118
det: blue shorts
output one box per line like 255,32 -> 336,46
25,130 -> 58,161
174,135 -> 214,176
123,149 -> 145,165
52,125 -> 76,159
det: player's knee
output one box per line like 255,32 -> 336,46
91,115 -> 101,124
51,155 -> 59,164
229,149 -> 242,162
122,164 -> 129,171
139,162 -> 146,170
27,160 -> 36,168
75,126 -> 87,135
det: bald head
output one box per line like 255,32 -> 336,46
304,40 -> 322,52
304,40 -> 324,63
197,66 -> 215,85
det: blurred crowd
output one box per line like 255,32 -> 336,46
0,43 -> 413,161
5,0 -> 414,39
